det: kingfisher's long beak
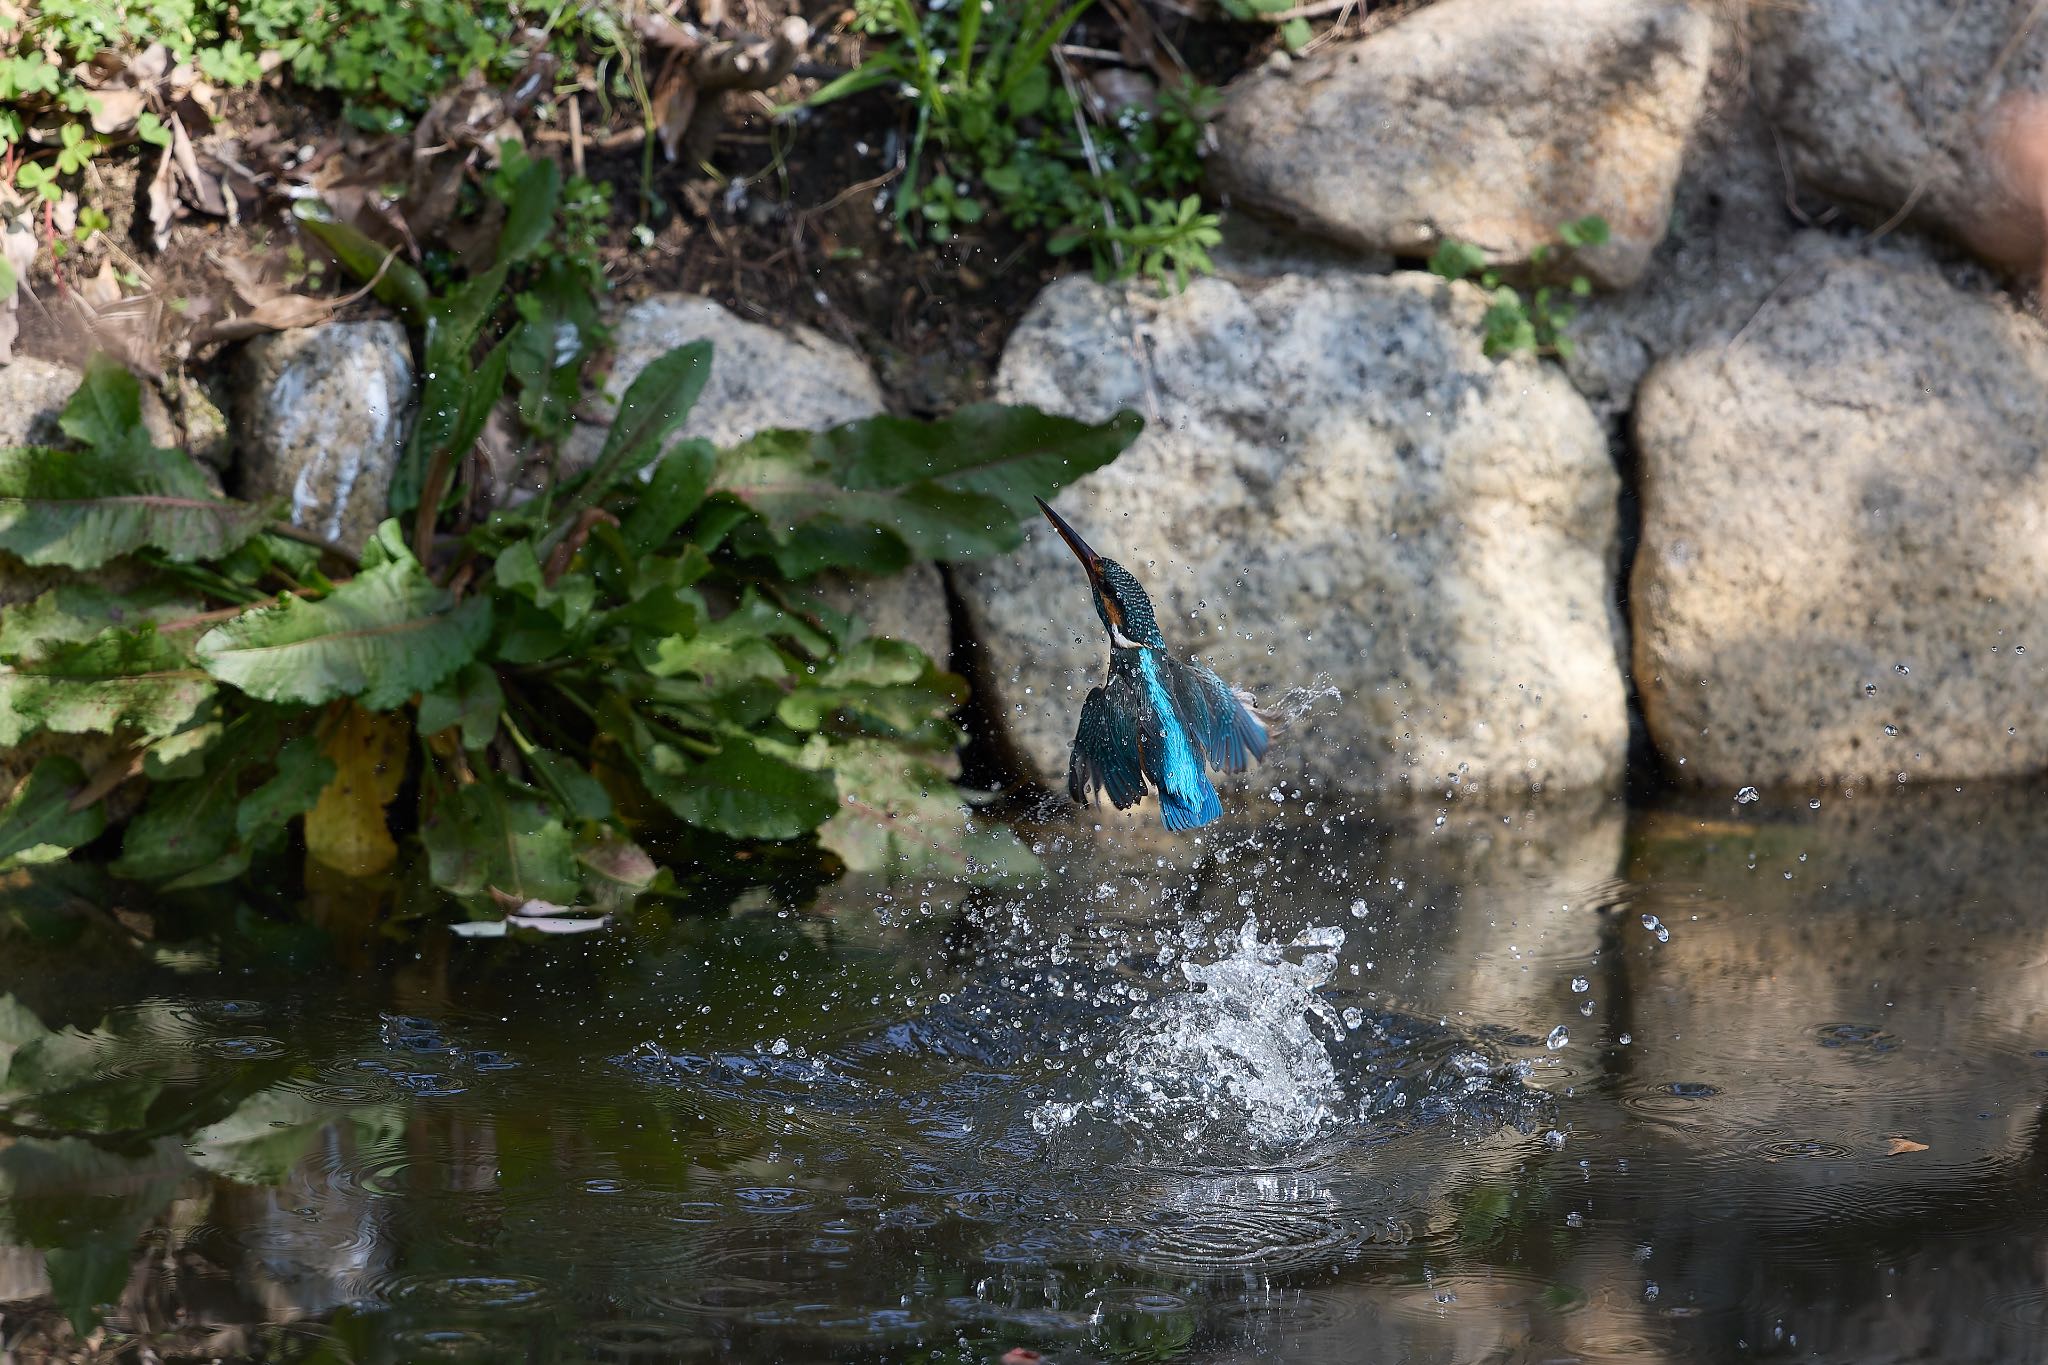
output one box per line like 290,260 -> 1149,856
1037,496 -> 1103,585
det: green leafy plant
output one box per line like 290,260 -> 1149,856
803,0 -> 1223,292
0,355 -> 1138,916
1216,0 -> 1313,52
1427,215 -> 1610,359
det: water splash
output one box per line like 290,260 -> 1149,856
1260,674 -> 1344,730
1037,917 -> 1350,1154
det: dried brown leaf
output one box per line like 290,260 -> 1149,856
86,88 -> 148,136
1885,1137 -> 1930,1156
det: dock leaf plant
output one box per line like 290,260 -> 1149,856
0,163 -> 1144,926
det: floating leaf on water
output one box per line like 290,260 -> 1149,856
1884,1137 -> 1929,1155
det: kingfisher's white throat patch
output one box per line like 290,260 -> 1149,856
1110,623 -> 1143,650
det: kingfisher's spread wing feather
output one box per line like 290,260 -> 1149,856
1163,655 -> 1270,775
1068,679 -> 1146,810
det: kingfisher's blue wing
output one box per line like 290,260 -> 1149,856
1069,681 -> 1146,810
1164,655 -> 1270,775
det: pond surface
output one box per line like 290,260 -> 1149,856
4,786 -> 2047,1363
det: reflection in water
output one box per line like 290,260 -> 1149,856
1,786 -> 2046,1361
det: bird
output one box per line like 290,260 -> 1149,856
1036,497 -> 1269,831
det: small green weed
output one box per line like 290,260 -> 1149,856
1428,215 -> 1610,358
804,0 -> 1224,292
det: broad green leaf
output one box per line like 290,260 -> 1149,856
495,540 -> 596,629
418,661 -> 504,750
420,774 -> 581,903
0,443 -> 273,569
828,404 -> 1143,518
0,627 -> 213,747
497,155 -> 560,265
110,713 -> 276,883
58,355 -> 150,457
141,705 -> 225,780
775,638 -> 966,747
510,260 -> 600,437
633,732 -> 839,841
800,738 -> 1037,883
0,757 -> 106,867
620,438 -> 717,554
304,705 -> 410,877
292,199 -> 431,321
160,734 -> 336,889
0,581 -> 199,665
633,593 -> 809,686
525,748 -> 611,821
196,550 -> 491,711
555,340 -> 712,524
576,830 -> 656,910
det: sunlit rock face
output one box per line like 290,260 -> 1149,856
959,272 -> 1628,804
1752,0 -> 2048,276
1631,248 -> 2048,789
235,321 -> 412,555
586,294 -> 952,669
1209,0 -> 1722,289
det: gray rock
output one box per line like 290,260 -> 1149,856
1560,88 -> 1804,423
599,294 -> 885,446
1631,247 -> 2048,789
235,322 -> 412,554
589,294 -> 950,668
1752,0 -> 2048,275
960,272 -> 1628,805
1211,0 -> 1723,288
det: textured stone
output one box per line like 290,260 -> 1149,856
1631,249 -> 2048,788
235,322 -> 412,554
1752,0 -> 2048,275
593,294 -> 949,668
960,272 -> 1627,805
1211,0 -> 1722,288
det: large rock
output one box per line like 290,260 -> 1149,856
960,272 -> 1628,805
1752,0 -> 2048,275
1632,247 -> 2048,789
235,322 -> 411,554
1560,86 -> 1805,423
592,294 -> 951,667
1211,0 -> 1722,288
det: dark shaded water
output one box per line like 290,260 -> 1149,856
4,786 -> 2047,1363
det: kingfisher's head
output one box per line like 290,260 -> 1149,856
1037,497 -> 1164,650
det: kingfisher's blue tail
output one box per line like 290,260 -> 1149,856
1159,778 -> 1223,831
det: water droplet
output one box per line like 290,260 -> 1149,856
1894,663 -> 1911,675
1883,724 -> 1898,737
1579,999 -> 1596,1017
1544,1025 -> 1571,1051
1735,786 -> 1760,804
1349,899 -> 1368,919
1342,1007 -> 1363,1030
1571,978 -> 1590,993
1618,1033 -> 1633,1045
1640,914 -> 1669,943
1863,682 -> 1879,697
1808,798 -> 1822,810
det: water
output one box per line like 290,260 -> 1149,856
4,784 -> 2048,1362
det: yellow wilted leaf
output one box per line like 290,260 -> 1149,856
304,703 -> 410,876
1885,1137 -> 1930,1156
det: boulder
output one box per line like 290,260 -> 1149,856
1210,0 -> 1722,288
959,272 -> 1628,805
591,294 -> 952,668
1752,0 -> 2048,276
235,322 -> 412,554
1631,246 -> 2048,789
1560,88 -> 1805,423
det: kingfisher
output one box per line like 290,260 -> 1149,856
1037,497 -> 1270,831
